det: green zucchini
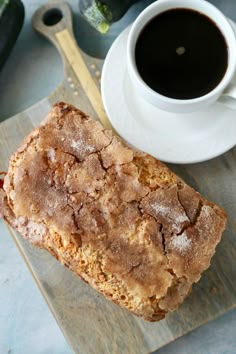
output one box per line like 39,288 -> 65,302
78,0 -> 140,34
0,0 -> 25,71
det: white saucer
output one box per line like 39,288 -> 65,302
101,25 -> 236,164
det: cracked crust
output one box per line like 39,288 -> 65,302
0,102 -> 227,321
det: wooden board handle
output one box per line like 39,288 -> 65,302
32,1 -> 112,129
32,2 -> 73,59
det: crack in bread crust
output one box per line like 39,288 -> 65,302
0,102 -> 227,321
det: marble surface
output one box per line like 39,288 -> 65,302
0,0 -> 236,353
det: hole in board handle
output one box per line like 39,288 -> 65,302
43,8 -> 63,26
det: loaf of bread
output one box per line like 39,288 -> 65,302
0,102 -> 226,321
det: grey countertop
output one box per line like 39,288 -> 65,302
0,1 -> 235,353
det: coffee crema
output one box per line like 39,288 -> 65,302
135,8 -> 228,100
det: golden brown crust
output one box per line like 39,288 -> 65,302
0,102 -> 227,321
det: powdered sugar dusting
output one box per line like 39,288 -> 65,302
201,205 -> 212,219
171,232 -> 192,252
71,139 -> 95,154
152,203 -> 189,224
16,217 -> 47,245
47,148 -> 56,162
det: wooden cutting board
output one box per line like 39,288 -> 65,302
0,2 -> 236,353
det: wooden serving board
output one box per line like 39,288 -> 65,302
0,2 -> 236,353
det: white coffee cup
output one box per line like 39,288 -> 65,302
127,0 -> 236,113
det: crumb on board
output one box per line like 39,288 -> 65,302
210,287 -> 217,294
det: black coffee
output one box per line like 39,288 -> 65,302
135,9 -> 228,99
